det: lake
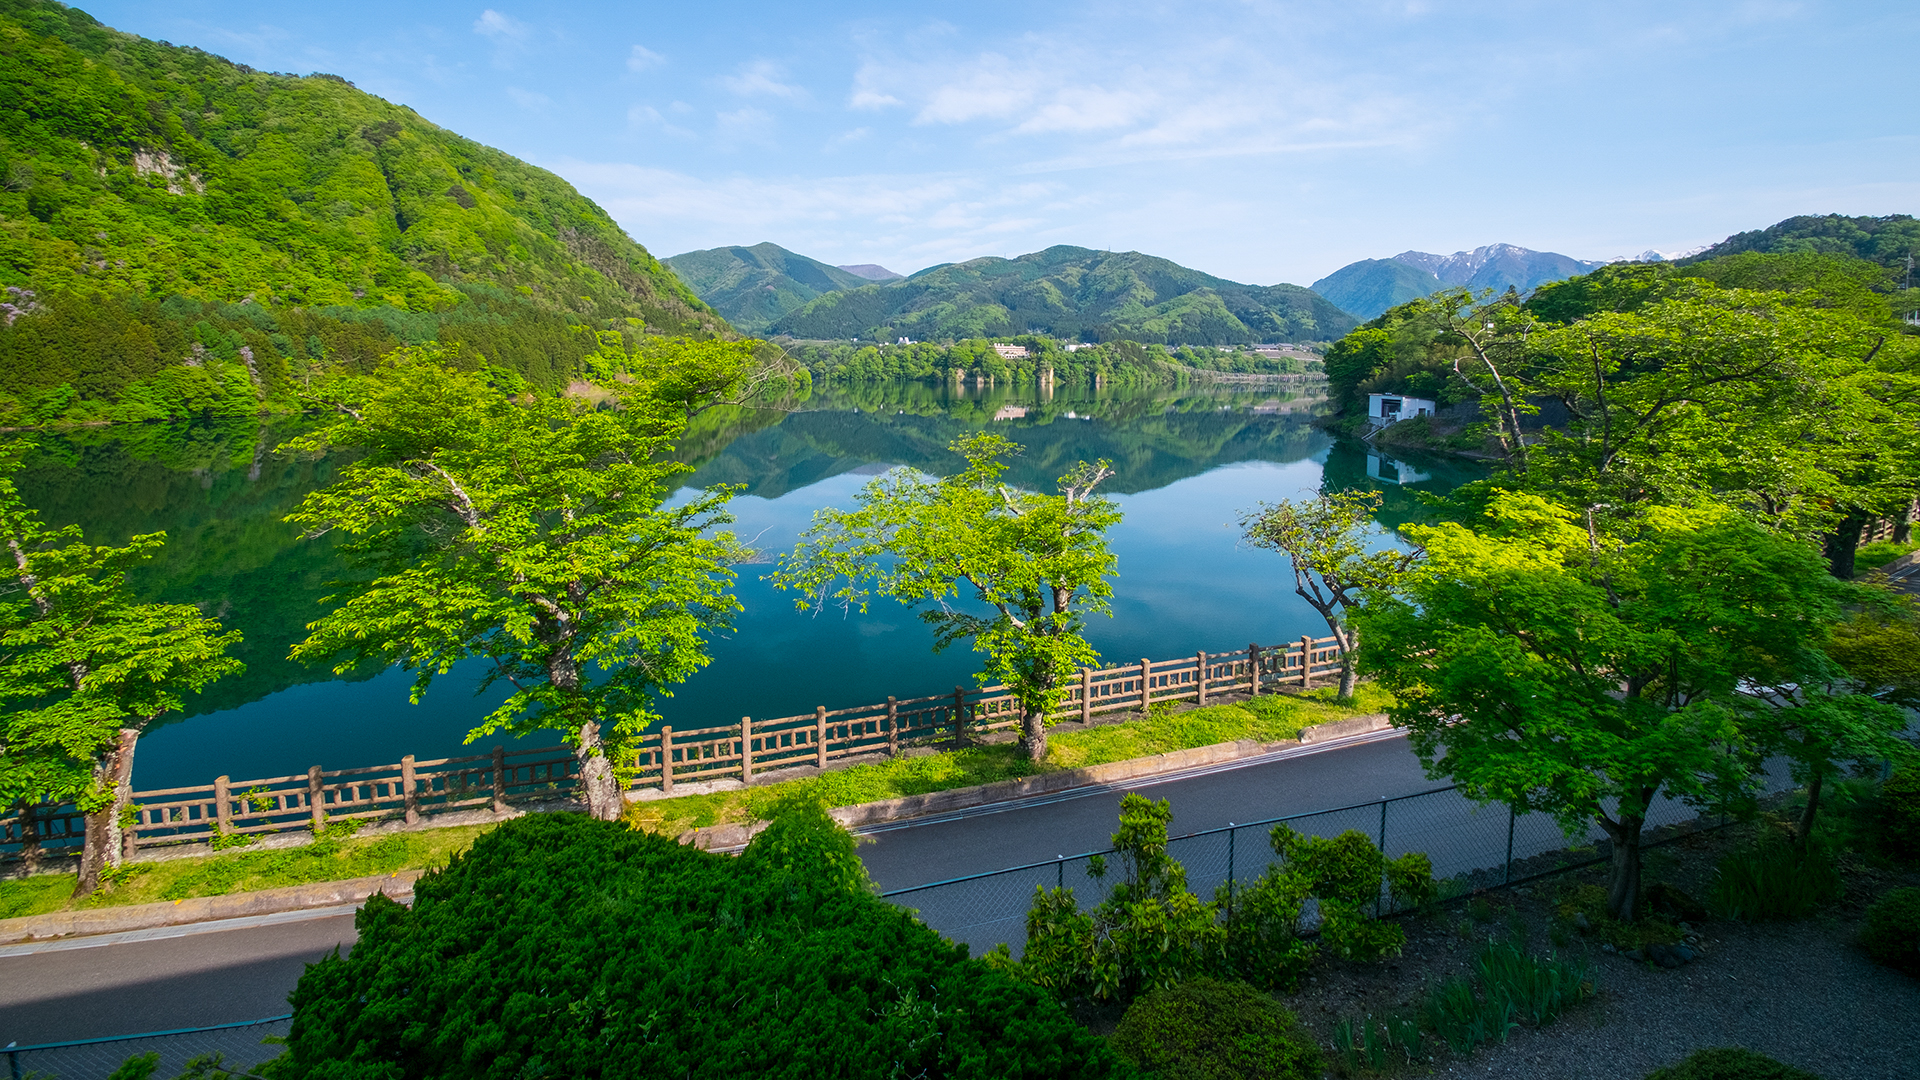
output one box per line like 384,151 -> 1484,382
15,379 -> 1478,791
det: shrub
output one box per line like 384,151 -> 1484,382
1643,1046 -> 1824,1080
278,808 -> 1135,1079
1707,843 -> 1842,921
1111,978 -> 1321,1080
1473,940 -> 1596,1027
1858,886 -> 1920,977
1881,768 -> 1920,862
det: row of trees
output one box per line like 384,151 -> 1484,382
1256,263 -> 1920,921
0,335 -> 766,892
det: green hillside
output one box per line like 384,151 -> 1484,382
1308,258 -> 1443,320
1682,213 -> 1919,272
664,242 -> 872,333
769,245 -> 1357,345
0,0 -> 725,425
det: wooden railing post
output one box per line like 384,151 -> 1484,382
491,746 -> 507,812
1196,651 -> 1208,706
1081,668 -> 1093,723
1299,635 -> 1314,687
740,717 -> 754,782
816,706 -> 829,767
887,697 -> 899,757
215,775 -> 231,836
307,766 -> 325,833
1139,658 -> 1152,712
953,686 -> 967,745
661,726 -> 675,794
401,755 -> 419,825
1249,643 -> 1261,696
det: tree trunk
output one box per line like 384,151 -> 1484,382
1894,499 -> 1913,545
1336,626 -> 1358,701
1596,811 -> 1646,922
574,720 -> 622,821
1019,707 -> 1047,762
73,726 -> 139,898
1796,770 -> 1825,857
1824,508 -> 1870,579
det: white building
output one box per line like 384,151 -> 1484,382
992,343 -> 1029,359
1366,393 -> 1436,425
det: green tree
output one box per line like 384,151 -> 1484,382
771,432 -> 1119,762
0,443 -> 242,894
1355,492 -> 1846,921
286,347 -> 746,820
1238,490 -> 1414,699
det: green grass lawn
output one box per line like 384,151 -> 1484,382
0,822 -> 494,922
1,685 -> 1394,920
1856,539 -> 1917,577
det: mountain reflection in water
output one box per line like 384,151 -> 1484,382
14,379 -> 1479,788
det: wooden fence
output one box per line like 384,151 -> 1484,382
1,635 -> 1340,862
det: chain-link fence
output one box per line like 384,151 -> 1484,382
883,758 -> 1799,959
4,1015 -> 290,1080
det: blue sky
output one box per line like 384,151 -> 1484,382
81,1 -> 1919,286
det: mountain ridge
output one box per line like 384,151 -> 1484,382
0,0 -> 724,422
1312,243 -> 1606,320
766,245 -> 1357,345
662,243 -> 871,333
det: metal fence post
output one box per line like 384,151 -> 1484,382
1057,857 -> 1064,890
1505,804 -> 1516,884
1377,799 -> 1389,917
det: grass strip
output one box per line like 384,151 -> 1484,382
0,822 -> 494,921
0,685 -> 1394,920
625,684 -> 1395,836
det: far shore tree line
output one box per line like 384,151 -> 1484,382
4,249 -> 1920,917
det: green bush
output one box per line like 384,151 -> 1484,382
277,807 -> 1135,1079
1881,768 -> 1920,862
1643,1046 -> 1823,1080
1110,978 -> 1321,1080
1858,886 -> 1920,977
1707,843 -> 1842,921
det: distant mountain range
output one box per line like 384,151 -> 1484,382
666,244 -> 1356,345
767,246 -> 1357,344
1311,244 -> 1608,320
836,263 -> 903,281
1679,214 -> 1918,271
661,244 -> 877,334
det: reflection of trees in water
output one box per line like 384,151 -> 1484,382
8,381 -> 1351,719
12,420 -> 374,724
1319,439 -> 1488,533
679,381 -> 1335,499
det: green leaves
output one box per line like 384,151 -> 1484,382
772,431 -> 1119,759
0,441 -> 242,811
286,348 -> 744,816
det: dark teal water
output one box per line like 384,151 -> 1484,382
16,381 -> 1477,791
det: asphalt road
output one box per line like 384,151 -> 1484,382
2,733 -> 1437,1047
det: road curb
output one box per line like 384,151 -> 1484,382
679,713 -> 1394,851
0,871 -> 422,946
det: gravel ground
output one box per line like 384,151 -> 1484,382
1276,818 -> 1920,1080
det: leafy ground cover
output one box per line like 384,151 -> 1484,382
1854,539 -> 1916,577
0,686 -> 1388,918
624,685 -> 1394,836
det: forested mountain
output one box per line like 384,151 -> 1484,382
768,245 -> 1357,345
663,243 -> 874,333
1312,244 -> 1605,319
1680,214 -> 1918,274
1307,259 -> 1446,321
0,0 -> 724,425
836,263 -> 902,281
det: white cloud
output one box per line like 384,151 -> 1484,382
506,86 -> 550,110
627,44 -> 664,71
715,107 -> 777,146
850,89 -> 903,109
1014,87 -> 1157,134
722,60 -> 804,99
472,9 -> 527,41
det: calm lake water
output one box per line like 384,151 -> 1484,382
17,380 -> 1477,791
